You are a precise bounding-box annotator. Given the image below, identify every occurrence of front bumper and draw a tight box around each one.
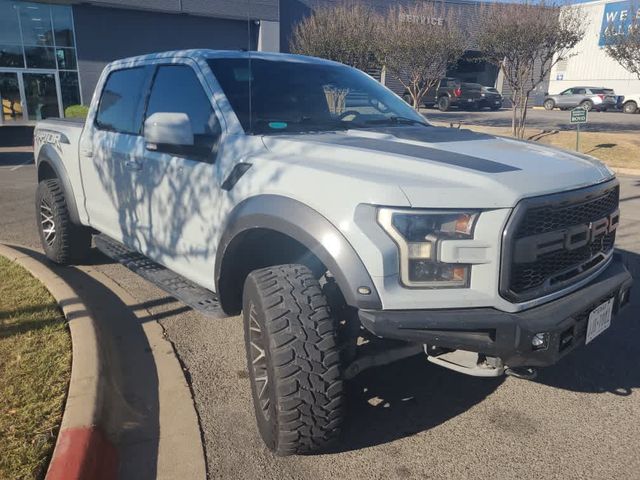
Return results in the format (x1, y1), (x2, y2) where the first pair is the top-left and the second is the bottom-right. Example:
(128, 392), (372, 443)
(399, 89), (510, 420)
(359, 254), (633, 368)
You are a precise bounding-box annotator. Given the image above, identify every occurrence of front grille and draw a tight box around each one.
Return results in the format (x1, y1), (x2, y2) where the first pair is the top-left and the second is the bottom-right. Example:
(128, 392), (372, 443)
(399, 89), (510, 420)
(502, 181), (619, 302)
(515, 186), (619, 238)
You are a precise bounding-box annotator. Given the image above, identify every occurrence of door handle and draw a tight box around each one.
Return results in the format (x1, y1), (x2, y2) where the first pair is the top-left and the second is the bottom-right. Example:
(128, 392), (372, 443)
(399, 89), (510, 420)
(80, 148), (93, 157)
(125, 160), (142, 171)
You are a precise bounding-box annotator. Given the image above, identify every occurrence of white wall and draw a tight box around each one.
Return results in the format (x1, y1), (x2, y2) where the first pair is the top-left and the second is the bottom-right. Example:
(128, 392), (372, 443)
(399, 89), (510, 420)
(258, 20), (280, 53)
(548, 0), (640, 96)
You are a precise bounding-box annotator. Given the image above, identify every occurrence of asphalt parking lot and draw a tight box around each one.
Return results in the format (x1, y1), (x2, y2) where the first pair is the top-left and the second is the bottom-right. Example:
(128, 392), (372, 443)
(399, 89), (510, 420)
(424, 107), (640, 132)
(1, 149), (639, 479)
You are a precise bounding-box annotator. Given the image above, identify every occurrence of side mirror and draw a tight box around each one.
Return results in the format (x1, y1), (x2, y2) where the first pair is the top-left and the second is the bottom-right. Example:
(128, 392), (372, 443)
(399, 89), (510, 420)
(144, 112), (194, 155)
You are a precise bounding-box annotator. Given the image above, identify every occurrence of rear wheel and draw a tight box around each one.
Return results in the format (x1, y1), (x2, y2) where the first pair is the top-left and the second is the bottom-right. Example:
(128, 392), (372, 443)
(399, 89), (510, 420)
(580, 100), (594, 111)
(437, 96), (451, 112)
(543, 99), (555, 110)
(243, 264), (345, 455)
(623, 101), (638, 114)
(36, 179), (91, 264)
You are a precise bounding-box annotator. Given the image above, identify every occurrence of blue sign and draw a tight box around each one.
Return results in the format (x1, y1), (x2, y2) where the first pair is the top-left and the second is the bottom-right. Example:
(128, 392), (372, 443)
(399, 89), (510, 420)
(599, 1), (639, 46)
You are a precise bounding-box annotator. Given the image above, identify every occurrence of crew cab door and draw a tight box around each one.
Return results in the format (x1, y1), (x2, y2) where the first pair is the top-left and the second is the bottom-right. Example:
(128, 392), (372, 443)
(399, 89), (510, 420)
(138, 62), (223, 288)
(79, 65), (152, 245)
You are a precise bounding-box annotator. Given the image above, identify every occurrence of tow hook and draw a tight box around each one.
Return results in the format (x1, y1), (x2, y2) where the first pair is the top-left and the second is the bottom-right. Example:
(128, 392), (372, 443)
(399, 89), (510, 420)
(505, 367), (538, 380)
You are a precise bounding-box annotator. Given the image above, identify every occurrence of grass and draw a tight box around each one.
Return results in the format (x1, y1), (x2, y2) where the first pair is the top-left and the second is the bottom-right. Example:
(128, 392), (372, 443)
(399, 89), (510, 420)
(430, 122), (640, 170)
(0, 256), (71, 480)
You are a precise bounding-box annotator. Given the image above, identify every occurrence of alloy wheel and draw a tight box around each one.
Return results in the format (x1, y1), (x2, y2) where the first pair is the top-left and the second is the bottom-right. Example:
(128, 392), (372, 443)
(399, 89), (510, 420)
(248, 303), (271, 420)
(40, 199), (56, 246)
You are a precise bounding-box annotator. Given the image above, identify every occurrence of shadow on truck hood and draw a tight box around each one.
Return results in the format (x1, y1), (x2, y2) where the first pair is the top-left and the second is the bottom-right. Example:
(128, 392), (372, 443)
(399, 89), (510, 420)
(261, 126), (614, 208)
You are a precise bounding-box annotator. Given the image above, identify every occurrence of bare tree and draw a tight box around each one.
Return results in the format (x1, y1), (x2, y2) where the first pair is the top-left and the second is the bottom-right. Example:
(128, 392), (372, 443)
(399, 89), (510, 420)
(289, 1), (382, 72)
(380, 3), (466, 109)
(604, 6), (640, 79)
(477, 2), (586, 138)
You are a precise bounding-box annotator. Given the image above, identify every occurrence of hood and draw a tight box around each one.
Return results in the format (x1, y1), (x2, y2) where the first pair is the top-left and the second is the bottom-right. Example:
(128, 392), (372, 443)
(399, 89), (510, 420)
(261, 126), (613, 209)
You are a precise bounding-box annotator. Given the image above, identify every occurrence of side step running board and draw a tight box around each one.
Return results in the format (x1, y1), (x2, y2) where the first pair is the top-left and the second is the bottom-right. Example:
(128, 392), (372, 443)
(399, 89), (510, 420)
(94, 234), (225, 319)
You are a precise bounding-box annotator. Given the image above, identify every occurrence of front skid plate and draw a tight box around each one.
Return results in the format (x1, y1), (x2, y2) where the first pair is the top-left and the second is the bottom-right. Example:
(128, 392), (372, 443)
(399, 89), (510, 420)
(95, 234), (225, 318)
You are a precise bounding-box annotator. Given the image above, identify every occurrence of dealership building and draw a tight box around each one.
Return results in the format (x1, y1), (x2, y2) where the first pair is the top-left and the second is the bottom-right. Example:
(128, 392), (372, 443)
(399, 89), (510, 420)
(0, 0), (278, 125)
(548, 0), (640, 97)
(1, 0), (639, 126)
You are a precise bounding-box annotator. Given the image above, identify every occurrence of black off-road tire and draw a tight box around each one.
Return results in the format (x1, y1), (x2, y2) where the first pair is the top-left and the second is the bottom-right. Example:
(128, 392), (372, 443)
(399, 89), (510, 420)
(242, 264), (345, 456)
(437, 96), (451, 112)
(36, 179), (91, 264)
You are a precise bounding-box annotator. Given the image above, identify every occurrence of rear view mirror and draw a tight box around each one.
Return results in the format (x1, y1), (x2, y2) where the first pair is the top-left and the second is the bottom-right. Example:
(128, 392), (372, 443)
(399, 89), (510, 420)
(144, 112), (196, 155)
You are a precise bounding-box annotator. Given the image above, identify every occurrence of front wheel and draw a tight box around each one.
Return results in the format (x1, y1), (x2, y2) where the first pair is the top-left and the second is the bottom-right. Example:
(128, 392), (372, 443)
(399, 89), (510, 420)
(623, 101), (638, 114)
(543, 99), (555, 110)
(36, 179), (91, 264)
(243, 264), (345, 455)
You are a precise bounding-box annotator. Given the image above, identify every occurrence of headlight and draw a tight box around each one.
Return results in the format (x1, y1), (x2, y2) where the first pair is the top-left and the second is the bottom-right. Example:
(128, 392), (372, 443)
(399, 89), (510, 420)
(378, 208), (479, 288)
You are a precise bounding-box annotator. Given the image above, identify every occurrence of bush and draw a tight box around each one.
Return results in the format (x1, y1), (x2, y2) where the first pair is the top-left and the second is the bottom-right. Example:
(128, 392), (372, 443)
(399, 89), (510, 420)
(64, 104), (89, 119)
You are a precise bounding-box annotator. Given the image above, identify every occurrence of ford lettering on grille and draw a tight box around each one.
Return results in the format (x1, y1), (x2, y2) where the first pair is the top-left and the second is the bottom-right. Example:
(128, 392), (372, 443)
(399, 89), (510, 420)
(501, 182), (620, 302)
(513, 209), (619, 264)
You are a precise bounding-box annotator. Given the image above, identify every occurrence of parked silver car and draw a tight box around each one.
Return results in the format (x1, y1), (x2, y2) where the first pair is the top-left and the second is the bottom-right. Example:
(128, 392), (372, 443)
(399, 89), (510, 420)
(543, 87), (618, 112)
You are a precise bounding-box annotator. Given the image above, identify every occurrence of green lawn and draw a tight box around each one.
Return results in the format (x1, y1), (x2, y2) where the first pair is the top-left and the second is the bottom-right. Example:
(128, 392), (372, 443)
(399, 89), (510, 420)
(0, 256), (71, 480)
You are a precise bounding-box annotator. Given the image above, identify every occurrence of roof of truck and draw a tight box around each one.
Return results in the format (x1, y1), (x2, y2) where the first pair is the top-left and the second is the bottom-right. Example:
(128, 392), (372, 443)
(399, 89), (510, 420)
(108, 49), (344, 68)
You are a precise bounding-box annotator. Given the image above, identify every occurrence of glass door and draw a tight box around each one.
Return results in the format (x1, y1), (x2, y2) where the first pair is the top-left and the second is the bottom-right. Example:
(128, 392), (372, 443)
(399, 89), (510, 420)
(0, 72), (24, 123)
(22, 72), (61, 121)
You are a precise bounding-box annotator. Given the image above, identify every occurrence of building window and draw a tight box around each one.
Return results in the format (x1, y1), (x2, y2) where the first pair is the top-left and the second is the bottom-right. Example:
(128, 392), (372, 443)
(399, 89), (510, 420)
(60, 71), (80, 111)
(0, 0), (81, 121)
(0, 44), (24, 68)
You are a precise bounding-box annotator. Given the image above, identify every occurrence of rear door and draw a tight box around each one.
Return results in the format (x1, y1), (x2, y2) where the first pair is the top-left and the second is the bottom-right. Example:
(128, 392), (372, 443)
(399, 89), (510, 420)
(138, 61), (223, 287)
(80, 66), (152, 245)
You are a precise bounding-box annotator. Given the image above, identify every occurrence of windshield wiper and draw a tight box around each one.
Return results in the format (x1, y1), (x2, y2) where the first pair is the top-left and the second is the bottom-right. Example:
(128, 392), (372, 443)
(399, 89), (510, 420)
(361, 116), (429, 127)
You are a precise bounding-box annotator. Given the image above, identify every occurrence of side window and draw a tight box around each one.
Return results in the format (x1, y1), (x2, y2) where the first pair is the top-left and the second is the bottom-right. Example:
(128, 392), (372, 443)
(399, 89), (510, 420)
(575, 88), (586, 95)
(96, 67), (148, 134)
(145, 64), (221, 158)
(561, 89), (572, 95)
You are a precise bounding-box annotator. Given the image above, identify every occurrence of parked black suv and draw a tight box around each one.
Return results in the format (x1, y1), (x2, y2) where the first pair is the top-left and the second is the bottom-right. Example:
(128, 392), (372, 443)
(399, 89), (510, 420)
(403, 78), (503, 111)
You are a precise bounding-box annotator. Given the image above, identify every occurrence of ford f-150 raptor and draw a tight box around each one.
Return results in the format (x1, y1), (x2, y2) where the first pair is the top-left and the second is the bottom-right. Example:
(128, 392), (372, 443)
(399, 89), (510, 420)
(33, 50), (632, 455)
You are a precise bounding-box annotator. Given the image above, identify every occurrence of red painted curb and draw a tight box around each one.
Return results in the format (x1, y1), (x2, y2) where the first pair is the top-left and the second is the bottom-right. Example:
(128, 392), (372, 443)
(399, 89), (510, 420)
(46, 427), (118, 480)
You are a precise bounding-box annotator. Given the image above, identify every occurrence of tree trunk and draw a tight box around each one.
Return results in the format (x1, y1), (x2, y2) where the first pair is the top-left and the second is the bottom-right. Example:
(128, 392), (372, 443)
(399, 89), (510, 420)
(517, 95), (531, 139)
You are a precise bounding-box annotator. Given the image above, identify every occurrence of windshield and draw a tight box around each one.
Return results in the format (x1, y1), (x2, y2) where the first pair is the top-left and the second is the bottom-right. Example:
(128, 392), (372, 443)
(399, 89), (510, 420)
(207, 57), (429, 135)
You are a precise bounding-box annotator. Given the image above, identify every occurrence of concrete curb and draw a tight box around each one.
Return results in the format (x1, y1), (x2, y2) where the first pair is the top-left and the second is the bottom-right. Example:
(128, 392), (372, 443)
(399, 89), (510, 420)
(0, 243), (117, 480)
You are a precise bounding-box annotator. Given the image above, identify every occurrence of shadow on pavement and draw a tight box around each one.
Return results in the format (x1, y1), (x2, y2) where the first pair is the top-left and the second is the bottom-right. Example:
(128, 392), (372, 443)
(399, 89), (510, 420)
(335, 248), (639, 452)
(533, 248), (639, 396)
(10, 245), (161, 480)
(335, 354), (503, 453)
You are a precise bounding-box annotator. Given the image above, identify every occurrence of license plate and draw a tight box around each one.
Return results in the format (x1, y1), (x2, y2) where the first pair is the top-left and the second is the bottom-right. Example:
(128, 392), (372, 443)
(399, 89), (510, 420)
(585, 298), (614, 344)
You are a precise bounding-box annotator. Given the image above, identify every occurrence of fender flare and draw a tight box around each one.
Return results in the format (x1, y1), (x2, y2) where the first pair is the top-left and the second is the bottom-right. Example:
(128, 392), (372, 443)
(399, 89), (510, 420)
(215, 195), (382, 310)
(36, 144), (82, 225)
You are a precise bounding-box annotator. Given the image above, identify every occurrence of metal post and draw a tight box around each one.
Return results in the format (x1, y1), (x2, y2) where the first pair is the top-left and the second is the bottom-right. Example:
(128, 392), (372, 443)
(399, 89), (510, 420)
(576, 122), (580, 152)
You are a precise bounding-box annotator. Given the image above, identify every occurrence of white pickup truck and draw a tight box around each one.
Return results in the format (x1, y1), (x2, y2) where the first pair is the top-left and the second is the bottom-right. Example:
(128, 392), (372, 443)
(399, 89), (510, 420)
(33, 50), (632, 455)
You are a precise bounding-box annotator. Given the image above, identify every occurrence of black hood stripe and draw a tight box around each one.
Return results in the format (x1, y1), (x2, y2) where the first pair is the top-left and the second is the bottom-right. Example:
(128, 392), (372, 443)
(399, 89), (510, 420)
(307, 134), (520, 174)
